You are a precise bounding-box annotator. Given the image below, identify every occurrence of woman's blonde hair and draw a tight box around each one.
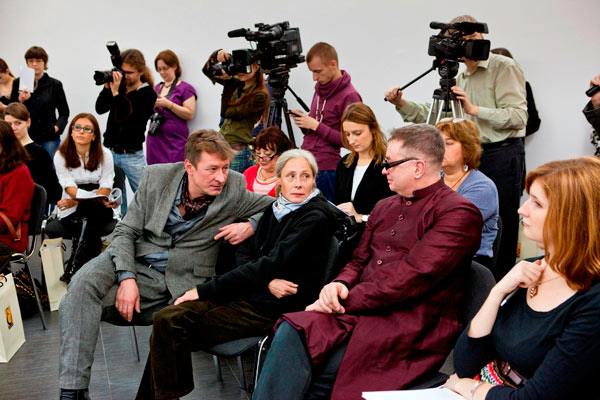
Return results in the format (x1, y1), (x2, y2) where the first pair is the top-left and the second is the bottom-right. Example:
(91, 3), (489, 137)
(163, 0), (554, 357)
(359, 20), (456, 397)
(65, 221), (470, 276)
(526, 156), (600, 290)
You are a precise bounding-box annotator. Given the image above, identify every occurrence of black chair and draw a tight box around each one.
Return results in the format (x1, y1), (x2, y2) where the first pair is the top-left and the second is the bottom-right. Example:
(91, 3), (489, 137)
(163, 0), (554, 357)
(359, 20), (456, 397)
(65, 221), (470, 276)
(410, 261), (496, 389)
(489, 216), (503, 272)
(10, 184), (48, 329)
(44, 165), (125, 240)
(207, 235), (341, 393)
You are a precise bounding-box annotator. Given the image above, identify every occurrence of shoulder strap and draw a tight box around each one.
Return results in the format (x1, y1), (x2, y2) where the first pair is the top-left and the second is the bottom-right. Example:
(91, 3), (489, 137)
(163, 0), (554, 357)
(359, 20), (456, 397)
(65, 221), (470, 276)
(0, 212), (21, 241)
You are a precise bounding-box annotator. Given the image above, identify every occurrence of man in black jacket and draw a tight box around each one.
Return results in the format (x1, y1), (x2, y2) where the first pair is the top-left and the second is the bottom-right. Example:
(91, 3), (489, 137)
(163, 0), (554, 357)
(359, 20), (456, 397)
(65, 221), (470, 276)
(584, 73), (600, 155)
(95, 48), (156, 215)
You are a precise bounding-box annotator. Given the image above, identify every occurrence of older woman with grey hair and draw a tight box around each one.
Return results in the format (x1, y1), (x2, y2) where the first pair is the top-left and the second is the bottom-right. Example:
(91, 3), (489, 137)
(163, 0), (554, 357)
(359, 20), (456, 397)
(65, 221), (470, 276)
(136, 149), (338, 399)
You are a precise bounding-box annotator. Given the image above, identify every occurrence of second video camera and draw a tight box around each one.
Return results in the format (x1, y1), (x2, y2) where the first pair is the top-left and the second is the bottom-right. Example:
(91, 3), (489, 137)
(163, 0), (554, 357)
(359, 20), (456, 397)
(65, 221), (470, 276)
(93, 41), (124, 85)
(428, 21), (490, 61)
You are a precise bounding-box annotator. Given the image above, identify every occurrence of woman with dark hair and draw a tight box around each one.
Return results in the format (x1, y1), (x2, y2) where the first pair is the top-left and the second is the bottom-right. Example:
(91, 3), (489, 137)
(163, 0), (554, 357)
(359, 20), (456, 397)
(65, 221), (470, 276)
(4, 102), (59, 206)
(444, 157), (600, 399)
(96, 48), (156, 215)
(10, 46), (69, 156)
(0, 58), (14, 110)
(436, 118), (499, 268)
(0, 120), (34, 272)
(147, 50), (197, 165)
(333, 103), (393, 232)
(54, 113), (117, 283)
(203, 48), (270, 173)
(244, 126), (294, 197)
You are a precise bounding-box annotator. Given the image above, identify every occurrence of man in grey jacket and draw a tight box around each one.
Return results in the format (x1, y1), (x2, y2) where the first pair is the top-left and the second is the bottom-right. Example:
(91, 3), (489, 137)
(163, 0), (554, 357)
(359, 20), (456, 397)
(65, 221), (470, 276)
(58, 130), (273, 400)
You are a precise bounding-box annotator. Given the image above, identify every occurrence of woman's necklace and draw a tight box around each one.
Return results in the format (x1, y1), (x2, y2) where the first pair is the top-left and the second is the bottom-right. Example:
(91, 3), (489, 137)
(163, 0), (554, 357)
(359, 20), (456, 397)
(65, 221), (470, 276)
(529, 276), (562, 298)
(258, 167), (277, 183)
(447, 168), (470, 190)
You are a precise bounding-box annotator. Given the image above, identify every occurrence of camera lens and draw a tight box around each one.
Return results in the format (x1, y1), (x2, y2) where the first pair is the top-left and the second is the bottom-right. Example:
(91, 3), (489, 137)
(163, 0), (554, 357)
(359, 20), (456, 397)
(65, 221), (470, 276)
(93, 70), (113, 86)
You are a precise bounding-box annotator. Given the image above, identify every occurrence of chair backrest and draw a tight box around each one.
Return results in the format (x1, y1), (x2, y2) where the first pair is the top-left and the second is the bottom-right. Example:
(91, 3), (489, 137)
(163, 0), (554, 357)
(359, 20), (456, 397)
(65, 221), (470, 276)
(318, 235), (341, 289)
(458, 261), (496, 325)
(29, 184), (47, 237)
(490, 216), (503, 271)
(113, 164), (125, 191)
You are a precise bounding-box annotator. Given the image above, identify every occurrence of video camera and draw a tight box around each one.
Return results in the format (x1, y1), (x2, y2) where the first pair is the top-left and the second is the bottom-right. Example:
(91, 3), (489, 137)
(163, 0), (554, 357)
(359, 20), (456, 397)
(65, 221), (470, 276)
(207, 21), (305, 79)
(93, 41), (124, 85)
(428, 21), (490, 62)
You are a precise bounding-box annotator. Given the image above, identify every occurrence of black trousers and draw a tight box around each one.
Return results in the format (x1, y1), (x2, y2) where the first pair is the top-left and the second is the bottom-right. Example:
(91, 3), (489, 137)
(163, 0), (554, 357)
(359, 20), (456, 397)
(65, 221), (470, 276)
(479, 140), (525, 280)
(136, 299), (275, 400)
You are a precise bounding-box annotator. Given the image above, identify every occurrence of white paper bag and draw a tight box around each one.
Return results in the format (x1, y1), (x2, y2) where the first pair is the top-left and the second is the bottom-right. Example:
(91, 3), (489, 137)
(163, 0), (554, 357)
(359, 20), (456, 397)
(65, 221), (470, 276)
(0, 273), (26, 363)
(40, 238), (67, 311)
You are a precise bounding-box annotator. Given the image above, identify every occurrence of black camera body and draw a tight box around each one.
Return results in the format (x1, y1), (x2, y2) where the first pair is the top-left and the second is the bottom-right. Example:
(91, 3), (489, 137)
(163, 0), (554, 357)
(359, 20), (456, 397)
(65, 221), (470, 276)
(206, 49), (256, 79)
(227, 21), (305, 74)
(93, 41), (124, 86)
(428, 21), (490, 61)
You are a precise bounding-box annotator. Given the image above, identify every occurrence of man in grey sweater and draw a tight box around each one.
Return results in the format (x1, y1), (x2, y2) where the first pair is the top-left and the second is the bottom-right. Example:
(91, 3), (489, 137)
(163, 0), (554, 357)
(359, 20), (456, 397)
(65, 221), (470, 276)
(58, 130), (273, 400)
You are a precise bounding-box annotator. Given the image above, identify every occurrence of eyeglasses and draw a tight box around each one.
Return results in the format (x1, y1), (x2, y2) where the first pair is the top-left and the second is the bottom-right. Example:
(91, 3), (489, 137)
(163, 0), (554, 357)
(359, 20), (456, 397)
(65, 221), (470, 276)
(254, 152), (277, 162)
(382, 157), (418, 170)
(72, 125), (94, 134)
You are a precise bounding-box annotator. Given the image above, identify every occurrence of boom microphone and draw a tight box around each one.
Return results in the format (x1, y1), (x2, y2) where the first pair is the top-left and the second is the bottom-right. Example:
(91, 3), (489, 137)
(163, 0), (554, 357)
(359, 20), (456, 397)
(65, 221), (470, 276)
(227, 28), (248, 38)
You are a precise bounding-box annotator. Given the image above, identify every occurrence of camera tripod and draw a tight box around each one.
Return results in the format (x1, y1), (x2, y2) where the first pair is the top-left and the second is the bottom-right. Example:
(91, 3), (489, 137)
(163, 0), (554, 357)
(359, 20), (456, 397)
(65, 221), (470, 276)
(386, 59), (464, 125)
(266, 68), (309, 147)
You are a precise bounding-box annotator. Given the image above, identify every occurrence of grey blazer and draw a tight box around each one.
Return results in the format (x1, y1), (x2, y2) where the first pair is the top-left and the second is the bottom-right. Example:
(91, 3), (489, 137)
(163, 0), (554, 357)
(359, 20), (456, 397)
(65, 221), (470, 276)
(107, 162), (273, 301)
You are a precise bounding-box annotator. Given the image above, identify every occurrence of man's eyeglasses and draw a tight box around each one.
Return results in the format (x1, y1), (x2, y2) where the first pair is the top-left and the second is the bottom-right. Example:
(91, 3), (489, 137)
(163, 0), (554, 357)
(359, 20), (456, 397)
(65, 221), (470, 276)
(72, 125), (94, 134)
(382, 157), (418, 170)
(254, 152), (277, 162)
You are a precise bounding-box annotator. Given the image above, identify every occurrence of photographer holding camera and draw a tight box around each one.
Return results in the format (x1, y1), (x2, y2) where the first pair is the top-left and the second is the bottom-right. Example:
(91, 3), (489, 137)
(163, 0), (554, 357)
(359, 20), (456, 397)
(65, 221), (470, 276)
(385, 15), (527, 279)
(95, 48), (157, 215)
(202, 48), (270, 173)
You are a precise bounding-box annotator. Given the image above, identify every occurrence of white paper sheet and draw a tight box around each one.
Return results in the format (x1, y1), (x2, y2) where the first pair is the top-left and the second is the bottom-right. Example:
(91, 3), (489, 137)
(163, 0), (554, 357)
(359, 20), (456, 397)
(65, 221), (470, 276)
(19, 66), (35, 93)
(362, 388), (464, 400)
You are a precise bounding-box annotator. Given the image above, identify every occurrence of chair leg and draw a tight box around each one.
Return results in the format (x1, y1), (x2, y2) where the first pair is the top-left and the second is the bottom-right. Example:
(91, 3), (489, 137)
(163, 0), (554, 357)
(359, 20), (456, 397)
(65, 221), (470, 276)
(25, 262), (47, 330)
(253, 335), (270, 392)
(237, 355), (247, 390)
(130, 326), (140, 362)
(213, 355), (223, 382)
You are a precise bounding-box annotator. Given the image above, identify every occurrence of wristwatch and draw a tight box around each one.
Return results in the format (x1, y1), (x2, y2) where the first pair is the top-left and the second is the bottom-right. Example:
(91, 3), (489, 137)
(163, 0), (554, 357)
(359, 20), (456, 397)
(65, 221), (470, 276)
(361, 214), (369, 223)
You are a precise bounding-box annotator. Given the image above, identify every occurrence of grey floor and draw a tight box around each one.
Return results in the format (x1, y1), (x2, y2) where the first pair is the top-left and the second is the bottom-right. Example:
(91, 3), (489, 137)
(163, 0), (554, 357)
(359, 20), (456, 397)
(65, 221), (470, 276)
(0, 244), (254, 400)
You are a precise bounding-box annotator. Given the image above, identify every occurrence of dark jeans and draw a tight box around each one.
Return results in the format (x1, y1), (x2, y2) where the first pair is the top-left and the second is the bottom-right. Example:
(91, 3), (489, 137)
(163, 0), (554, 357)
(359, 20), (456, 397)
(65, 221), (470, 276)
(316, 170), (336, 201)
(136, 299), (274, 400)
(479, 140), (525, 280)
(253, 322), (347, 400)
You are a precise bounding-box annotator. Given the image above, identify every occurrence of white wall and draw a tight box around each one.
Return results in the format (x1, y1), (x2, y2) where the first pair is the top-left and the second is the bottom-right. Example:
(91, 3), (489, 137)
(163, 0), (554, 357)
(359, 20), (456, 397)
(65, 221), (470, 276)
(2, 0), (599, 174)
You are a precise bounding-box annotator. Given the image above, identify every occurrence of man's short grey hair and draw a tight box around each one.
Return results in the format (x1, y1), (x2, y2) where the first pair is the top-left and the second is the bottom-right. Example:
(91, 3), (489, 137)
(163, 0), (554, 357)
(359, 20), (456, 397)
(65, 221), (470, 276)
(275, 149), (319, 178)
(389, 124), (445, 167)
(450, 15), (478, 24)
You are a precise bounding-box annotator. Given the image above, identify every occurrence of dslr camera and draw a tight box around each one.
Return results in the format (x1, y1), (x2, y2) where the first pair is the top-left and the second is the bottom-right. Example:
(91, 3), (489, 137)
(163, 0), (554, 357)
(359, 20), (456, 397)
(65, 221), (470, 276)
(206, 21), (305, 79)
(93, 41), (124, 85)
(428, 21), (490, 62)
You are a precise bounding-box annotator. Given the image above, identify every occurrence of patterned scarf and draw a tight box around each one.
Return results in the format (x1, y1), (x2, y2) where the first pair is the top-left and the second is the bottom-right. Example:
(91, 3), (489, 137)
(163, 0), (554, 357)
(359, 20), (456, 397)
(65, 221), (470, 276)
(180, 173), (215, 220)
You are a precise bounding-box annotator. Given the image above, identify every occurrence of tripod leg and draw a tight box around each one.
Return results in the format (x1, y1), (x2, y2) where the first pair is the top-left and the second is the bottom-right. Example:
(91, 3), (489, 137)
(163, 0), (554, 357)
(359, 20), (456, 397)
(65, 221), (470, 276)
(280, 100), (297, 147)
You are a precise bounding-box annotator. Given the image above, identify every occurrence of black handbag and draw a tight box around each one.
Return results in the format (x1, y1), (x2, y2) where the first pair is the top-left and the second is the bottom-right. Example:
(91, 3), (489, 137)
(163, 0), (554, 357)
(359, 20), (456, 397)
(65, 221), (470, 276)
(148, 79), (178, 136)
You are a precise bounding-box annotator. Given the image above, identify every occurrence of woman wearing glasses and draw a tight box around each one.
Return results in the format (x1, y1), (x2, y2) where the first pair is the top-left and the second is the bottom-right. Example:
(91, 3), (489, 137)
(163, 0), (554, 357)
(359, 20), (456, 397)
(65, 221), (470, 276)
(436, 118), (499, 269)
(243, 126), (294, 197)
(333, 103), (393, 234)
(54, 113), (117, 283)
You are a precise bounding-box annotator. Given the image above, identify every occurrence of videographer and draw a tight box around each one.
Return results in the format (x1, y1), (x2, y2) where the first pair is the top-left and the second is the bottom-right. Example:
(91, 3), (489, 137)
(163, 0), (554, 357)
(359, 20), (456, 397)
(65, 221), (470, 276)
(95, 48), (157, 215)
(385, 15), (527, 280)
(584, 73), (600, 155)
(291, 42), (362, 201)
(202, 48), (270, 173)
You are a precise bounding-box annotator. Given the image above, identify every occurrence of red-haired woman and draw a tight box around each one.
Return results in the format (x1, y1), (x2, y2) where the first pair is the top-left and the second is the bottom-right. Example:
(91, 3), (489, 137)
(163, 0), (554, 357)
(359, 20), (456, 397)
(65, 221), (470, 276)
(203, 48), (270, 173)
(0, 120), (34, 272)
(445, 156), (600, 399)
(54, 113), (117, 282)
